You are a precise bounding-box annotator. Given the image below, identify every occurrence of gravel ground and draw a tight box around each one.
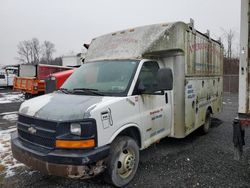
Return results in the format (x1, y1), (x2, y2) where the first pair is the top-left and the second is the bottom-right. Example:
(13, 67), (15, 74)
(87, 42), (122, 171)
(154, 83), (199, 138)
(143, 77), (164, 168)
(1, 90), (250, 188)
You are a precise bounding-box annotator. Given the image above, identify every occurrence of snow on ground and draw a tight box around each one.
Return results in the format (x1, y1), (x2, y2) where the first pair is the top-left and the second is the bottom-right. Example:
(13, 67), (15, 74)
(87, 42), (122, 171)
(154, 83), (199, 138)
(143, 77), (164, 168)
(0, 92), (24, 104)
(0, 111), (18, 116)
(0, 128), (24, 178)
(2, 113), (18, 122)
(0, 111), (18, 122)
(0, 111), (22, 177)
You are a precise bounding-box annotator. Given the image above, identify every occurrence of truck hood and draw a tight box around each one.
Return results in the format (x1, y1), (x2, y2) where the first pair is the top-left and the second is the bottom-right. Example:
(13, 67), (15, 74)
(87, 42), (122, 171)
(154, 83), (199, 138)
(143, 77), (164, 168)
(19, 93), (111, 121)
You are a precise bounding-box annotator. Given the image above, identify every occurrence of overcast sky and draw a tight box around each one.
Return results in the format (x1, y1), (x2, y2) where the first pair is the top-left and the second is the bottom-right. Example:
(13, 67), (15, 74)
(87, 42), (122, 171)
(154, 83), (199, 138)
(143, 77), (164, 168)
(0, 0), (240, 65)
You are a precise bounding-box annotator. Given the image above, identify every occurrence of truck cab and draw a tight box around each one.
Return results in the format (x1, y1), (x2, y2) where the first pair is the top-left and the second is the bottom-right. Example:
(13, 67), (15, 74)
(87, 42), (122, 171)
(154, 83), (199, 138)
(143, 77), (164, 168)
(11, 59), (173, 185)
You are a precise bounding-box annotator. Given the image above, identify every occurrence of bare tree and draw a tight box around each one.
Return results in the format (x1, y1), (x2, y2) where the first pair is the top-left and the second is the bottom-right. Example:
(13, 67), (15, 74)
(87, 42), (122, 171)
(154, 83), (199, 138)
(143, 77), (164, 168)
(226, 29), (234, 59)
(30, 38), (41, 64)
(17, 38), (56, 64)
(42, 41), (55, 64)
(17, 40), (31, 64)
(221, 29), (238, 59)
(17, 38), (41, 64)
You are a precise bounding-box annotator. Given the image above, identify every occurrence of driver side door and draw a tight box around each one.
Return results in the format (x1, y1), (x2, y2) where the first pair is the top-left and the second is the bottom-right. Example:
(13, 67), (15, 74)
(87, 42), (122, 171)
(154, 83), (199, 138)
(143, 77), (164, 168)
(135, 61), (172, 148)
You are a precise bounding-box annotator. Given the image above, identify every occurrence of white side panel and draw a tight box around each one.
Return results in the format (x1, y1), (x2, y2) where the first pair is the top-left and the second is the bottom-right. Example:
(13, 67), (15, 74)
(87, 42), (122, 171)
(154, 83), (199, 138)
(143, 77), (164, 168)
(239, 0), (249, 114)
(92, 96), (142, 148)
(0, 79), (7, 86)
(19, 64), (36, 77)
(0, 70), (7, 86)
(62, 56), (79, 67)
(185, 77), (223, 135)
(6, 74), (16, 86)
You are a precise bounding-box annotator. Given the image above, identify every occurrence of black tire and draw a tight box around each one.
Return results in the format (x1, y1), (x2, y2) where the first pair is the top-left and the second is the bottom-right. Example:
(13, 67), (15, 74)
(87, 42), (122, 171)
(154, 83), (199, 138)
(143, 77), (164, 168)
(24, 93), (31, 100)
(104, 136), (139, 187)
(201, 110), (211, 134)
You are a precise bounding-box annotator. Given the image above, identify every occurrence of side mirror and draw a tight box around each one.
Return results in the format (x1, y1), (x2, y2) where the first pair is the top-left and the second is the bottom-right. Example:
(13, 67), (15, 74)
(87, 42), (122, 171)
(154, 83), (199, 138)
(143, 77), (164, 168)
(156, 68), (173, 90)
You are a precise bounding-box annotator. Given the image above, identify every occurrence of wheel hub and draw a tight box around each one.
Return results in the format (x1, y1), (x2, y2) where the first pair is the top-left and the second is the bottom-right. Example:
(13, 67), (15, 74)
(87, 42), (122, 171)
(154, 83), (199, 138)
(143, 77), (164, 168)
(117, 149), (135, 178)
(124, 154), (135, 170)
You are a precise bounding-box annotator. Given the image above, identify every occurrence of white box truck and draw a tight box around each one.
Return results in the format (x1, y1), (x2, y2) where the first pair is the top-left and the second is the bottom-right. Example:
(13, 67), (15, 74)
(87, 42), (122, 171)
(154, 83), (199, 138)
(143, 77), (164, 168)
(233, 0), (250, 160)
(0, 66), (18, 87)
(11, 20), (223, 187)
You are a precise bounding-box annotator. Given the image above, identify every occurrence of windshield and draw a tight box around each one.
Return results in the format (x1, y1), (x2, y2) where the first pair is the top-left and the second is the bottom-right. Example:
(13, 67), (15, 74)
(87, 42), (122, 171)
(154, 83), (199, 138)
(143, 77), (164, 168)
(61, 60), (139, 96)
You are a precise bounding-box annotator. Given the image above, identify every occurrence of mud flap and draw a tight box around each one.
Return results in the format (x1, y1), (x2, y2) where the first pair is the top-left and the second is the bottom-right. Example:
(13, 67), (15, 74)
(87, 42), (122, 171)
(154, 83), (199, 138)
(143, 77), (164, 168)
(233, 119), (245, 160)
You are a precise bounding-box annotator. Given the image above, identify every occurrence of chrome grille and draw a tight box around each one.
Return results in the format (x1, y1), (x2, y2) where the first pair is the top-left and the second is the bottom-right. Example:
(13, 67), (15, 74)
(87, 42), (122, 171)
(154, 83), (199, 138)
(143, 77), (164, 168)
(17, 115), (57, 149)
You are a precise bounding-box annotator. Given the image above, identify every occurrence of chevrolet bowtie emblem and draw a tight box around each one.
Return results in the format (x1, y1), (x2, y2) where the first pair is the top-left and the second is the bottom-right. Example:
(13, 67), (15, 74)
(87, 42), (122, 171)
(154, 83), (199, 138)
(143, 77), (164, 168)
(28, 126), (37, 134)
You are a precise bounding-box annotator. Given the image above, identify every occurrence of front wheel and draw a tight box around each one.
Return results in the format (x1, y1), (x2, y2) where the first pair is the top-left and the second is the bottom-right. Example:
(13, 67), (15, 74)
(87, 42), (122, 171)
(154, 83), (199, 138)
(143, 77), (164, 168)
(105, 136), (139, 187)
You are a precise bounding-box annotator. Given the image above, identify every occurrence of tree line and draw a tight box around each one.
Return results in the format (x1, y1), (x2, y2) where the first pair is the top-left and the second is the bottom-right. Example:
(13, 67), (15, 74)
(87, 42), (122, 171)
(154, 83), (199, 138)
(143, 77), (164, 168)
(17, 38), (62, 66)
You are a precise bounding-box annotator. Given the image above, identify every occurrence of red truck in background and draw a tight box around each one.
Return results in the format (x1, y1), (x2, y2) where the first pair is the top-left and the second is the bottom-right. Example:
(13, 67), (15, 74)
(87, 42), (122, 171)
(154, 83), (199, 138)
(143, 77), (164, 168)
(45, 69), (75, 93)
(13, 64), (73, 99)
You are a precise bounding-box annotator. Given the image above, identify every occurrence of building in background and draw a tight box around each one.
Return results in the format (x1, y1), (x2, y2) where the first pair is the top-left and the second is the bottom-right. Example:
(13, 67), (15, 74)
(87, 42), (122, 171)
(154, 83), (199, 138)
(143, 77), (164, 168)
(62, 53), (85, 67)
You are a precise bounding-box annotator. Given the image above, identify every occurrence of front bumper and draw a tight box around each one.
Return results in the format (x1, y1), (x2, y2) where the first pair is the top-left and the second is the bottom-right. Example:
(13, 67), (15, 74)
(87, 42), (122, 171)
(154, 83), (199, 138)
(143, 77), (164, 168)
(11, 132), (110, 178)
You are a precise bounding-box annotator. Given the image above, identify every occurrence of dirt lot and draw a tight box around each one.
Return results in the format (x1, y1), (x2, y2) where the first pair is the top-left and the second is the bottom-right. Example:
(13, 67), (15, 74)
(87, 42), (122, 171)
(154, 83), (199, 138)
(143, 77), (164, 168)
(1, 88), (250, 188)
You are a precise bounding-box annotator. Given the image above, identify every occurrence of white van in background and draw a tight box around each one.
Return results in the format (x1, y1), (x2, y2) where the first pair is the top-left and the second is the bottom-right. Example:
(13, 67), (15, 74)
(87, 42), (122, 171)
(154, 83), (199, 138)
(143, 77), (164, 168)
(0, 66), (18, 87)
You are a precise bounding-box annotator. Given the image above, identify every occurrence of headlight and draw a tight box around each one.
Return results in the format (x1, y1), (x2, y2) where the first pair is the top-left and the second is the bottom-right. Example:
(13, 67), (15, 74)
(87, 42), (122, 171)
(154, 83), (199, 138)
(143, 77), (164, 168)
(70, 123), (81, 136)
(56, 120), (97, 149)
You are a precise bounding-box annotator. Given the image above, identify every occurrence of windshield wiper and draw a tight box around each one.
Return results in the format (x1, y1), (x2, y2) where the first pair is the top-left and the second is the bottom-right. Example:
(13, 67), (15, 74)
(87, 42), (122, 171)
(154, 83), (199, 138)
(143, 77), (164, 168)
(73, 88), (105, 96)
(59, 88), (72, 94)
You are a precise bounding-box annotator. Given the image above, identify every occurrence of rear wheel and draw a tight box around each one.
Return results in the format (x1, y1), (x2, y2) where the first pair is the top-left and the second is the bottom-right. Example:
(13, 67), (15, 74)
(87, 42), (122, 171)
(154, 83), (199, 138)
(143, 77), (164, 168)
(105, 136), (139, 187)
(24, 93), (32, 100)
(201, 110), (211, 134)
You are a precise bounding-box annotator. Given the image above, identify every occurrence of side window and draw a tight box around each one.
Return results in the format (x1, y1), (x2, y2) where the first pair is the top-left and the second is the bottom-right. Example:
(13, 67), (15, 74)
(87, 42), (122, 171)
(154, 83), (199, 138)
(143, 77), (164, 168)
(137, 61), (159, 92)
(13, 69), (18, 75)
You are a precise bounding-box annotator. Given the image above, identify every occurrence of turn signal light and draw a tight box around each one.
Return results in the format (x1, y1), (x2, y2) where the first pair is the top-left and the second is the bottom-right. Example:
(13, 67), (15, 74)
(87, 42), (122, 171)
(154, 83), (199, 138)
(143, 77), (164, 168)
(56, 139), (95, 149)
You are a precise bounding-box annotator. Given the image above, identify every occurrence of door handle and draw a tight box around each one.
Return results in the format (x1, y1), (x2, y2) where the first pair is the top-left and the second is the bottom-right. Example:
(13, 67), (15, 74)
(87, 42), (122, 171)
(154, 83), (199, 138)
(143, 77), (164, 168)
(165, 93), (168, 104)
